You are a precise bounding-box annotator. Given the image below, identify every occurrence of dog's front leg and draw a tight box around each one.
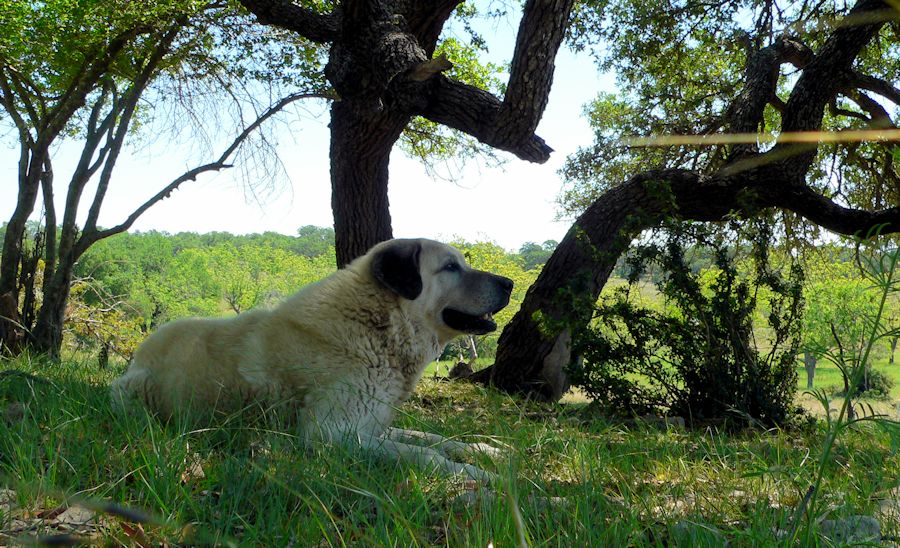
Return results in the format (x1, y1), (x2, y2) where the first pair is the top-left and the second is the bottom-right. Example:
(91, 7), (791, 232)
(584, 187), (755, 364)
(358, 431), (496, 483)
(385, 427), (505, 460)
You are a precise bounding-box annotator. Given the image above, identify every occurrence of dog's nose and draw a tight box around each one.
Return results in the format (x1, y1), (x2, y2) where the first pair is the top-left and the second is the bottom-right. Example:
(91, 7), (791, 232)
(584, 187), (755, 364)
(496, 276), (514, 294)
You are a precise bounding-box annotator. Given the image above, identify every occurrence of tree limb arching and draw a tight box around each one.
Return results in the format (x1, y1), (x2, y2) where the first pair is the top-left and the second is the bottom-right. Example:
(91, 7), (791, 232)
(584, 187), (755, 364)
(478, 0), (898, 401)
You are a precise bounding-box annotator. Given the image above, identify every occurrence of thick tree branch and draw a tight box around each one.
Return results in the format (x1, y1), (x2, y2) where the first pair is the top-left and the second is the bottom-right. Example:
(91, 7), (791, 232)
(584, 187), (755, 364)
(238, 0), (339, 43)
(781, 0), (889, 132)
(846, 89), (894, 127)
(418, 75), (553, 162)
(405, 0), (466, 55)
(771, 182), (900, 235)
(850, 71), (900, 105)
(493, 0), (575, 154)
(727, 35), (813, 159)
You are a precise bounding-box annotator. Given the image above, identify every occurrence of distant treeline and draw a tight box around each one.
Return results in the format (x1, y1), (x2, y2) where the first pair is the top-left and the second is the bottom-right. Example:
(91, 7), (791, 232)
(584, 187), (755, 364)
(0, 223), (559, 360)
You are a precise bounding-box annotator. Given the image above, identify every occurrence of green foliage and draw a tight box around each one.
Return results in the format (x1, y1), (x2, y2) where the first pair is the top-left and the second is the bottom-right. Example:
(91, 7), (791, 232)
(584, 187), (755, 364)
(802, 256), (879, 358)
(66, 231), (537, 360)
(69, 228), (337, 354)
(562, 2), (900, 219)
(517, 240), (558, 271)
(570, 222), (804, 427)
(397, 27), (508, 176)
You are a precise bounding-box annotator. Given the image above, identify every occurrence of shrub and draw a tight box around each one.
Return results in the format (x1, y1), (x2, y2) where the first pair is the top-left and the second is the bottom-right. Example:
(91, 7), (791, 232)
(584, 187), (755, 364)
(569, 221), (804, 427)
(833, 368), (894, 400)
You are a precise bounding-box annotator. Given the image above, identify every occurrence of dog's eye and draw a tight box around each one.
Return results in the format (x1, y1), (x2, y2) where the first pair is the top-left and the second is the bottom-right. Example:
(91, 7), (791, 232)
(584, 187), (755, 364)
(442, 262), (460, 273)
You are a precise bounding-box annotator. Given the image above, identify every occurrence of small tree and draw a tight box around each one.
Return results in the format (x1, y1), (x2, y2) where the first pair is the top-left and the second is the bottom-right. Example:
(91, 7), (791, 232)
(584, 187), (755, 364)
(801, 258), (879, 390)
(0, 0), (325, 356)
(569, 222), (804, 427)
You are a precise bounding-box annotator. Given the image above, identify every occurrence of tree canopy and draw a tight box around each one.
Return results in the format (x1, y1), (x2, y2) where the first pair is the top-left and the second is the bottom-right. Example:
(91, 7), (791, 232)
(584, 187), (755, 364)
(0, 0), (326, 355)
(478, 0), (900, 400)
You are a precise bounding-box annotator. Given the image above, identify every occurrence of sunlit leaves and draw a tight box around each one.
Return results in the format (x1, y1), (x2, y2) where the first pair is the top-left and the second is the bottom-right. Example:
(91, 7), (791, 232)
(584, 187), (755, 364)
(561, 1), (900, 219)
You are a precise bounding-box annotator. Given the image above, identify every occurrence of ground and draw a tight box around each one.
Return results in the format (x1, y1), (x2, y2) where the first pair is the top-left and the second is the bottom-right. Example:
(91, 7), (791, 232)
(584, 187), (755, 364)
(0, 354), (899, 545)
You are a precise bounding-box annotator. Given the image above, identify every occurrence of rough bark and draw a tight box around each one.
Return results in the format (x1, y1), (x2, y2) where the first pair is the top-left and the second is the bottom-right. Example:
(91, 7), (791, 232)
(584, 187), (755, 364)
(240, 0), (574, 264)
(477, 0), (891, 401)
(330, 102), (409, 266)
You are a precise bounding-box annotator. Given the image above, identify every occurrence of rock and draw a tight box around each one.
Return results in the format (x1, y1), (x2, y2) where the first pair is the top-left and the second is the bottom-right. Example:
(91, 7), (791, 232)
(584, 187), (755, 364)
(54, 505), (95, 526)
(448, 361), (473, 380)
(819, 515), (880, 544)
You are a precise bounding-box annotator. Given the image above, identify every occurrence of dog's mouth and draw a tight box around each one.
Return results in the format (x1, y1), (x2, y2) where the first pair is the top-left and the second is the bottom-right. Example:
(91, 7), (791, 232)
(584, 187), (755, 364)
(442, 308), (498, 335)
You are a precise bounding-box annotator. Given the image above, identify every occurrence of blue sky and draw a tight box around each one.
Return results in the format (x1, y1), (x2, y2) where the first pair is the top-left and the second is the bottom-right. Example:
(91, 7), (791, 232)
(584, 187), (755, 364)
(0, 10), (615, 251)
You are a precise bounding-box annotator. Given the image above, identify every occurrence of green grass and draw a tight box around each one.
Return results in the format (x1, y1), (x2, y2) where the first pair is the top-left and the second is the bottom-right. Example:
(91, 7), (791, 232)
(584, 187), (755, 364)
(2, 355), (900, 545)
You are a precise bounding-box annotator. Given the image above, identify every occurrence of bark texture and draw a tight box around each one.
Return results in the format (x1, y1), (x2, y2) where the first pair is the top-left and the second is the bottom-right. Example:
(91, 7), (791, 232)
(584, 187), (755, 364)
(240, 0), (574, 265)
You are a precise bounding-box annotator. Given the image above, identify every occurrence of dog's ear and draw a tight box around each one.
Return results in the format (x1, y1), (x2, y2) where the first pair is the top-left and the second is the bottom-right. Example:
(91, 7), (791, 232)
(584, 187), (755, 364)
(371, 240), (423, 300)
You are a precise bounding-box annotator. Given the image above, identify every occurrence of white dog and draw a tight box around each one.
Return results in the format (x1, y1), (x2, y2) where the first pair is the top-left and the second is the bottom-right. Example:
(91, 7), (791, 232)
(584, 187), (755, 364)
(111, 238), (513, 481)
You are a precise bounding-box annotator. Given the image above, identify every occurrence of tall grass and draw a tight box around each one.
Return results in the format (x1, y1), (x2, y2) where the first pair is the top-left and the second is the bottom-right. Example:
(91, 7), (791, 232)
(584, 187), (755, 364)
(1, 353), (899, 544)
(793, 235), (900, 544)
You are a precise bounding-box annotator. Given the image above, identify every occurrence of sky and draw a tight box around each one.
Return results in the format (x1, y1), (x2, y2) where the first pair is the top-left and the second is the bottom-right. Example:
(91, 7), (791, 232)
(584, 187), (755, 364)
(0, 11), (615, 252)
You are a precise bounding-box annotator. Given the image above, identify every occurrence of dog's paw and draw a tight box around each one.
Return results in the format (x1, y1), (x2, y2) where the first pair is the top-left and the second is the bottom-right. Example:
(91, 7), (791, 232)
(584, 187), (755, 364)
(461, 442), (505, 459)
(461, 463), (496, 484)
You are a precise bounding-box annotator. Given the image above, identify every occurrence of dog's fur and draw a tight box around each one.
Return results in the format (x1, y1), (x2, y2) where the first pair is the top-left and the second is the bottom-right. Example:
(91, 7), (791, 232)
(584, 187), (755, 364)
(111, 238), (512, 480)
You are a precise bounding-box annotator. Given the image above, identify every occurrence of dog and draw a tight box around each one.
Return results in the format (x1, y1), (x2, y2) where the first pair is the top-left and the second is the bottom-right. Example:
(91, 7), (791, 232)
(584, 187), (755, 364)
(111, 238), (513, 481)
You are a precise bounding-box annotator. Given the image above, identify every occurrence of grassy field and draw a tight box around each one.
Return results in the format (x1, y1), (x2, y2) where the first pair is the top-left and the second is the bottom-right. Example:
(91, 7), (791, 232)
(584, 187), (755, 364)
(1, 355), (900, 545)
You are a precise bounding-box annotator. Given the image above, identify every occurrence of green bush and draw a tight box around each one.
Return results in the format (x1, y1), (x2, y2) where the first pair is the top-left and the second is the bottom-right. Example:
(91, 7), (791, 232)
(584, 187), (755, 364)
(569, 221), (804, 427)
(834, 368), (894, 400)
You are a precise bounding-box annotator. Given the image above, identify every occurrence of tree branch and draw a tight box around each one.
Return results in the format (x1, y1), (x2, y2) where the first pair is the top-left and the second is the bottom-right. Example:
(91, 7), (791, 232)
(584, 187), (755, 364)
(417, 75), (553, 162)
(238, 0), (339, 43)
(0, 69), (35, 147)
(726, 35), (813, 159)
(82, 23), (185, 236)
(759, 0), (890, 183)
(849, 71), (900, 106)
(82, 91), (325, 250)
(493, 0), (575, 154)
(40, 26), (150, 147)
(405, 0), (466, 55)
(778, 0), (889, 135)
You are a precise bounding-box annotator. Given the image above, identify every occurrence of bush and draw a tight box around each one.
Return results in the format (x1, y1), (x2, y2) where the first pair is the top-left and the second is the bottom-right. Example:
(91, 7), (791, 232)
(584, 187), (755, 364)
(569, 221), (804, 427)
(834, 368), (894, 400)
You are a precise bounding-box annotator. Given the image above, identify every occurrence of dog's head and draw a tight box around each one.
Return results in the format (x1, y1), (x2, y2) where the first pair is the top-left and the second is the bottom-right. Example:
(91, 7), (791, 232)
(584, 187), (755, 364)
(368, 239), (513, 342)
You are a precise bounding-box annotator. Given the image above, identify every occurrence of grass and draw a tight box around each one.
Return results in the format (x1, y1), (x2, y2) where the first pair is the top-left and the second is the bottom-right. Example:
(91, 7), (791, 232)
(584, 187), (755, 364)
(2, 354), (900, 545)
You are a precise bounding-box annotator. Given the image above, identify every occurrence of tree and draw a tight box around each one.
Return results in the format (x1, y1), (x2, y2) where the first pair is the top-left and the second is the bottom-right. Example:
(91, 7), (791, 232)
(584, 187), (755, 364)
(238, 0), (575, 266)
(0, 0), (325, 356)
(518, 240), (558, 271)
(474, 0), (900, 400)
(801, 256), (878, 389)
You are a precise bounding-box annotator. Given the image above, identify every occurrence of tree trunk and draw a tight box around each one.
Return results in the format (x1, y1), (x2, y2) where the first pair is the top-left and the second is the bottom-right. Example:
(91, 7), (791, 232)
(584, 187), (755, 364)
(330, 101), (410, 266)
(890, 337), (897, 365)
(30, 253), (76, 358)
(0, 292), (23, 354)
(0, 151), (45, 347)
(803, 351), (817, 389)
(473, 170), (735, 400)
